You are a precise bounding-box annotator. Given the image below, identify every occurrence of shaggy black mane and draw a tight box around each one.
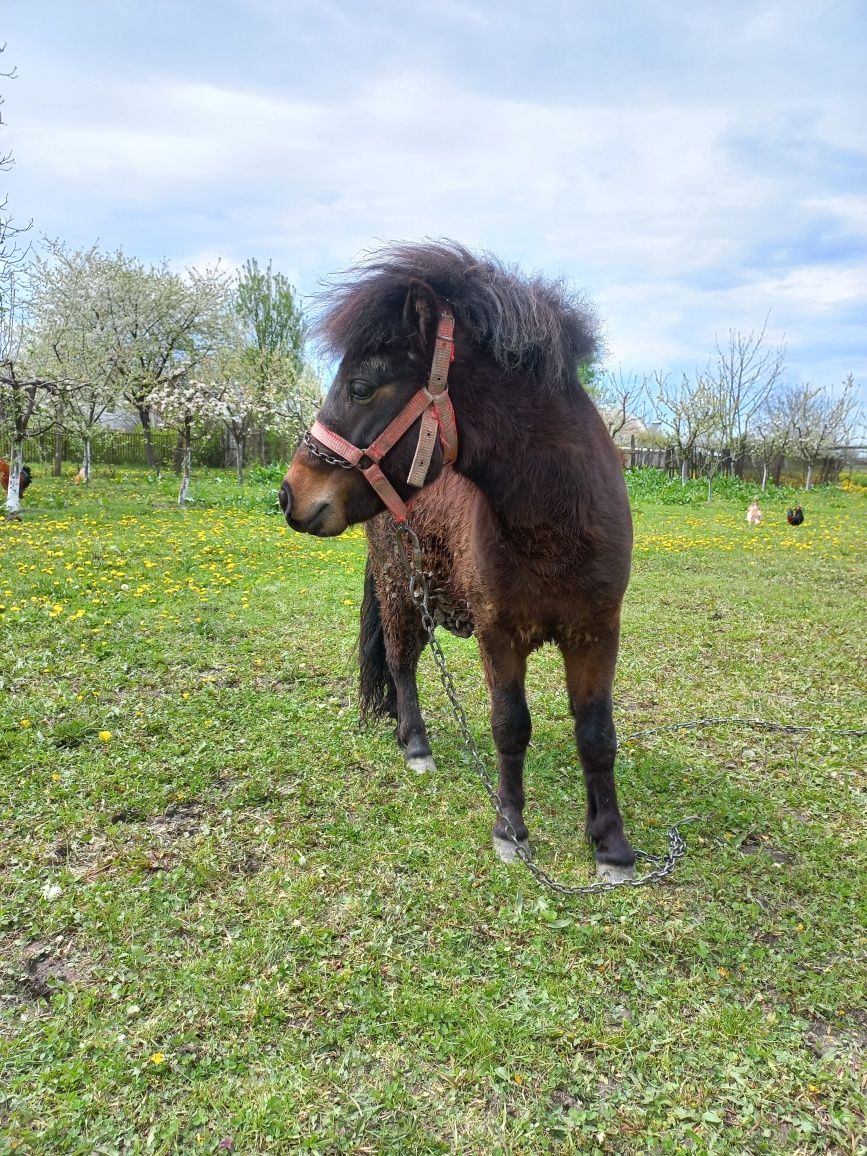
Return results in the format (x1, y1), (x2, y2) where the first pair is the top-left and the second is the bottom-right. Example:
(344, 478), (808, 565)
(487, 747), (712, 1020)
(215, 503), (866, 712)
(315, 240), (600, 391)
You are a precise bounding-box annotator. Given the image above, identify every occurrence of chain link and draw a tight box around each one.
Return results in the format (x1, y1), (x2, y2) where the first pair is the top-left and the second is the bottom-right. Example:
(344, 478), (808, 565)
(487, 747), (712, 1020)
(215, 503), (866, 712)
(303, 431), (356, 469)
(396, 522), (691, 895)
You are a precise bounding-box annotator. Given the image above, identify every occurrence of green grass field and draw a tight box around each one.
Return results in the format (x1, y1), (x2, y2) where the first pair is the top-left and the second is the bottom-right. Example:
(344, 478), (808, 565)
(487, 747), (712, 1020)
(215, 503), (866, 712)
(1, 469), (865, 1155)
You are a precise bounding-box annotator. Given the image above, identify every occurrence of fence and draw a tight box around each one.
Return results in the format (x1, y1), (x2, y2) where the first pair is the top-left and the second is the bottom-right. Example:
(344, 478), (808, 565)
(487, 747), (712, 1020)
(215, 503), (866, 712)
(2, 428), (302, 472)
(620, 442), (858, 485)
(4, 427), (863, 484)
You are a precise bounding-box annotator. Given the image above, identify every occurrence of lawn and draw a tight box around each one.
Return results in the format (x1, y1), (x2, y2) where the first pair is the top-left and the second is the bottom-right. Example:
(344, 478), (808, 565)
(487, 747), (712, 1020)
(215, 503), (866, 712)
(1, 469), (865, 1155)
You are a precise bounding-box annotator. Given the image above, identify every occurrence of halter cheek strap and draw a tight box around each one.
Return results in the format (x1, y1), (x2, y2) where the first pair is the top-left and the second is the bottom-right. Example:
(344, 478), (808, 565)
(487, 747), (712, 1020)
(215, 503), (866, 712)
(305, 308), (458, 522)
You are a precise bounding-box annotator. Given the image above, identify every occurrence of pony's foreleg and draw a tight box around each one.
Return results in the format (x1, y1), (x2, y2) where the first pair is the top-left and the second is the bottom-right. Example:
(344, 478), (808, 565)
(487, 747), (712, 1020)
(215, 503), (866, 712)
(382, 612), (437, 774)
(478, 632), (532, 862)
(562, 637), (636, 881)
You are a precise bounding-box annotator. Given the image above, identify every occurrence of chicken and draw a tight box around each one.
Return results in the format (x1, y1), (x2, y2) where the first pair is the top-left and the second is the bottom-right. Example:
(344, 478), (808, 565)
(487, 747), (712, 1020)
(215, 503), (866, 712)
(787, 505), (804, 526)
(0, 460), (32, 495)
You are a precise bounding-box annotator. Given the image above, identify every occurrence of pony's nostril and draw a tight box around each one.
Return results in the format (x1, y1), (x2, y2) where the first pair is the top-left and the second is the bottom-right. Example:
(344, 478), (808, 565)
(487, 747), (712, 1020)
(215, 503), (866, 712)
(278, 481), (292, 514)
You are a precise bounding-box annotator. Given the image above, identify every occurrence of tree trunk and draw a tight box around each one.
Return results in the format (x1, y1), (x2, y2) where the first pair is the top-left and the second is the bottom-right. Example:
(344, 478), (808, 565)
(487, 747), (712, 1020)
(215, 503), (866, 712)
(137, 405), (156, 469)
(53, 397), (64, 477)
(236, 435), (245, 484)
(81, 437), (92, 484)
(173, 431), (184, 475)
(761, 462), (769, 493)
(4, 440), (25, 518)
(680, 457), (689, 485)
(178, 443), (192, 505)
(805, 462), (814, 490)
(707, 473), (713, 502)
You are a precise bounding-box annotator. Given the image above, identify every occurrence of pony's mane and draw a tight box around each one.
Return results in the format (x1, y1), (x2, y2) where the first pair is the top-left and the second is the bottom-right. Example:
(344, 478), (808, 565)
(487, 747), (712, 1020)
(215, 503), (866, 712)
(315, 241), (600, 391)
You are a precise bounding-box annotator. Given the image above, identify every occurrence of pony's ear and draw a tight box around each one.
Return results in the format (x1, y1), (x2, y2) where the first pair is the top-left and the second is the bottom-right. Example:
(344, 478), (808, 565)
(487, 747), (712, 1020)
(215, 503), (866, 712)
(401, 280), (438, 357)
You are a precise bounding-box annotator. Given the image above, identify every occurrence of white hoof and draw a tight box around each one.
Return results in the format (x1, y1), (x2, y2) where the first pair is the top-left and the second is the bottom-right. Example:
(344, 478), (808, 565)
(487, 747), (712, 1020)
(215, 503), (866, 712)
(596, 861), (636, 883)
(406, 754), (437, 774)
(493, 834), (531, 864)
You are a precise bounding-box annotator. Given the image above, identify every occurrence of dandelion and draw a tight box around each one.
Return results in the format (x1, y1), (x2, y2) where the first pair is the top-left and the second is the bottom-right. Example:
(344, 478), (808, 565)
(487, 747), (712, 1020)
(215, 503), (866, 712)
(98, 730), (112, 742)
(149, 1052), (166, 1065)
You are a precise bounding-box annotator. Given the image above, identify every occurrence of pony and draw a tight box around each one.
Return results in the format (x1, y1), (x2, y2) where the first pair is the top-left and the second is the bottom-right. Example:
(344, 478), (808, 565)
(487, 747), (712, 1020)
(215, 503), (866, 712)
(280, 242), (636, 880)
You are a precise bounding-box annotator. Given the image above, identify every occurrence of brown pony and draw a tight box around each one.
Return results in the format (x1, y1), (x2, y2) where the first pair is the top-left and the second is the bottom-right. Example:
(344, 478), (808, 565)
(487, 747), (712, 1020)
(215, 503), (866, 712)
(281, 242), (636, 880)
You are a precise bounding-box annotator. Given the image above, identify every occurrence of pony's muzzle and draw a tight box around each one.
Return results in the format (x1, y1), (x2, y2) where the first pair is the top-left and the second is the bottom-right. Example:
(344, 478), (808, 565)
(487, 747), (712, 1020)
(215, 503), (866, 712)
(279, 480), (335, 536)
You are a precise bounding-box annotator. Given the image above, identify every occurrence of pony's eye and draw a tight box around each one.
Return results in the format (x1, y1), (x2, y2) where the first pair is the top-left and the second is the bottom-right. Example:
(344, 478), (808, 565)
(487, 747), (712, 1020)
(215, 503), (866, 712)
(349, 380), (375, 402)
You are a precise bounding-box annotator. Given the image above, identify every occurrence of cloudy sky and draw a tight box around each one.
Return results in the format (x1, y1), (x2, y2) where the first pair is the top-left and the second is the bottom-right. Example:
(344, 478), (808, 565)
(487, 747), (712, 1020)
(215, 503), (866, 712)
(5, 0), (866, 391)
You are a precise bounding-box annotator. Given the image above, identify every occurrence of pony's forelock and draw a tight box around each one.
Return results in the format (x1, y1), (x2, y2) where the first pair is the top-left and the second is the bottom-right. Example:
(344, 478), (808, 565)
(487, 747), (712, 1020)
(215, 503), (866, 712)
(314, 240), (600, 391)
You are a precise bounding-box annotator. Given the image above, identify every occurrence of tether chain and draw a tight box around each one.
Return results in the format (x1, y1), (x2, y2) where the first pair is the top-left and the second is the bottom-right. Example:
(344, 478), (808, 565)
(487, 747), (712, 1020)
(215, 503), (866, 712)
(395, 522), (690, 895)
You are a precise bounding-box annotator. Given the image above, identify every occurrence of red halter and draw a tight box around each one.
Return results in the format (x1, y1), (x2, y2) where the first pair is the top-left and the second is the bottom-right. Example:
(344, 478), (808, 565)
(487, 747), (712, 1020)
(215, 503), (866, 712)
(305, 308), (459, 522)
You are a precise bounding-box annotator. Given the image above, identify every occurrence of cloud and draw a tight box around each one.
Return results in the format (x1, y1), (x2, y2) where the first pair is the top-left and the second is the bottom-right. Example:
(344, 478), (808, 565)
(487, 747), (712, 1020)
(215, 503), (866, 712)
(4, 0), (866, 397)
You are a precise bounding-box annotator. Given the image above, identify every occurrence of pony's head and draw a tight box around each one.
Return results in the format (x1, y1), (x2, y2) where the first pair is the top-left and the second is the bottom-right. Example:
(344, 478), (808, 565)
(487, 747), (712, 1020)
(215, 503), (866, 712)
(281, 277), (453, 536)
(280, 241), (600, 536)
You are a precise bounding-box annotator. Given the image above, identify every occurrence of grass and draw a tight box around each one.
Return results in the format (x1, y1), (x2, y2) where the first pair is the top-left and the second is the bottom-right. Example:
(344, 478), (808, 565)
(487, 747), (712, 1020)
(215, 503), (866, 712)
(1, 468), (865, 1155)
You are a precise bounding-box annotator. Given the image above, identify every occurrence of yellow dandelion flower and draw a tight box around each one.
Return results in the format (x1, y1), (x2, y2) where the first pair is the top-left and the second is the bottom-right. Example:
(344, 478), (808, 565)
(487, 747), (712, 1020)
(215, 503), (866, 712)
(98, 730), (112, 742)
(149, 1052), (165, 1065)
(20, 719), (32, 728)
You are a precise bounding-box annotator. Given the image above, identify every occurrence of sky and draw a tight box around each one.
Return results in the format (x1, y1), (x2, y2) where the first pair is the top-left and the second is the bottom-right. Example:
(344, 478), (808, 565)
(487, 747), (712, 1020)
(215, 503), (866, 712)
(4, 0), (866, 394)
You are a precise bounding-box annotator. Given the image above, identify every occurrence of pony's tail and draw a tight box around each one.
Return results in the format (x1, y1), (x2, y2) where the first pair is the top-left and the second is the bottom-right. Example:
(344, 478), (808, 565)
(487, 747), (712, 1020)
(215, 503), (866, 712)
(359, 554), (397, 721)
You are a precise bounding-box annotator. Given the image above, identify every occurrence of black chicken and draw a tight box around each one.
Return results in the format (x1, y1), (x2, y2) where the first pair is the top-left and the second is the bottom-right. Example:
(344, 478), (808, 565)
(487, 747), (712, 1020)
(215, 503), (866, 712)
(786, 505), (804, 526)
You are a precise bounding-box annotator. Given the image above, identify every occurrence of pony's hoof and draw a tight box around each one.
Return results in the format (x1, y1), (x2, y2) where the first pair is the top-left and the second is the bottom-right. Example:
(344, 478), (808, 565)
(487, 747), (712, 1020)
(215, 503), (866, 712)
(596, 861), (636, 884)
(493, 834), (531, 864)
(406, 754), (437, 774)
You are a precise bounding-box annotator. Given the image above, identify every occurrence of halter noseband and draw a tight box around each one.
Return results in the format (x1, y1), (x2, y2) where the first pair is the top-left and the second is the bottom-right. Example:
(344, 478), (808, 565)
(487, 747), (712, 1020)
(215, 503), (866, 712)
(304, 308), (459, 522)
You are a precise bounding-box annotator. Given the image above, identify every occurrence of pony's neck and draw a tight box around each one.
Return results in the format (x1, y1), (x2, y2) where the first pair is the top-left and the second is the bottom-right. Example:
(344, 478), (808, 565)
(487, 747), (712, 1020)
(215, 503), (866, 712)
(453, 375), (597, 530)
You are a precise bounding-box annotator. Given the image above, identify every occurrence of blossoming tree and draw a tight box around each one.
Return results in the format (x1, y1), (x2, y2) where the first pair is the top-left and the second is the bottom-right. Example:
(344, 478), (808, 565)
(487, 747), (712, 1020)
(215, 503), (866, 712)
(149, 371), (223, 505)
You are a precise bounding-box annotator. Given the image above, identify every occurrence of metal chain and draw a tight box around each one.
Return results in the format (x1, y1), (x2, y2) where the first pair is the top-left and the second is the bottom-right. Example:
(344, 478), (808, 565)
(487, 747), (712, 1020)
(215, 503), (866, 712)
(395, 522), (690, 895)
(303, 431), (356, 469)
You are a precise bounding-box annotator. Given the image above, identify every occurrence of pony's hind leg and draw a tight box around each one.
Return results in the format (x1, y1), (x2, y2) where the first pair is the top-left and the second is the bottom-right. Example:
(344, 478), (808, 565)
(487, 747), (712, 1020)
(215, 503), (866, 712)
(478, 632), (532, 862)
(562, 634), (636, 881)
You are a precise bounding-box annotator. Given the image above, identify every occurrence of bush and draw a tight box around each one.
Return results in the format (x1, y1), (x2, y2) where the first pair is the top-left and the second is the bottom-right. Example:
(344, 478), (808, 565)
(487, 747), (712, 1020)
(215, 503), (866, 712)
(624, 468), (801, 505)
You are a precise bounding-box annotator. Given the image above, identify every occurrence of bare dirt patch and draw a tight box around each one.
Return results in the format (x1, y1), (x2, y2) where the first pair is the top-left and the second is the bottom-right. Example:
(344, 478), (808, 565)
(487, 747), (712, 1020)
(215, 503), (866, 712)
(0, 933), (91, 1006)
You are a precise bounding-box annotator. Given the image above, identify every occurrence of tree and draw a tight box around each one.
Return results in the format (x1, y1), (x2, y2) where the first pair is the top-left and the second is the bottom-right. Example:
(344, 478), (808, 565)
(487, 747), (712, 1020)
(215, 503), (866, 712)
(235, 258), (306, 462)
(699, 318), (786, 476)
(653, 371), (716, 484)
(0, 273), (58, 516)
(272, 360), (323, 447)
(37, 239), (229, 469)
(194, 329), (321, 483)
(752, 391), (794, 492)
(787, 377), (861, 489)
(0, 46), (38, 516)
(149, 370), (223, 505)
(28, 244), (120, 483)
(589, 367), (650, 443)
